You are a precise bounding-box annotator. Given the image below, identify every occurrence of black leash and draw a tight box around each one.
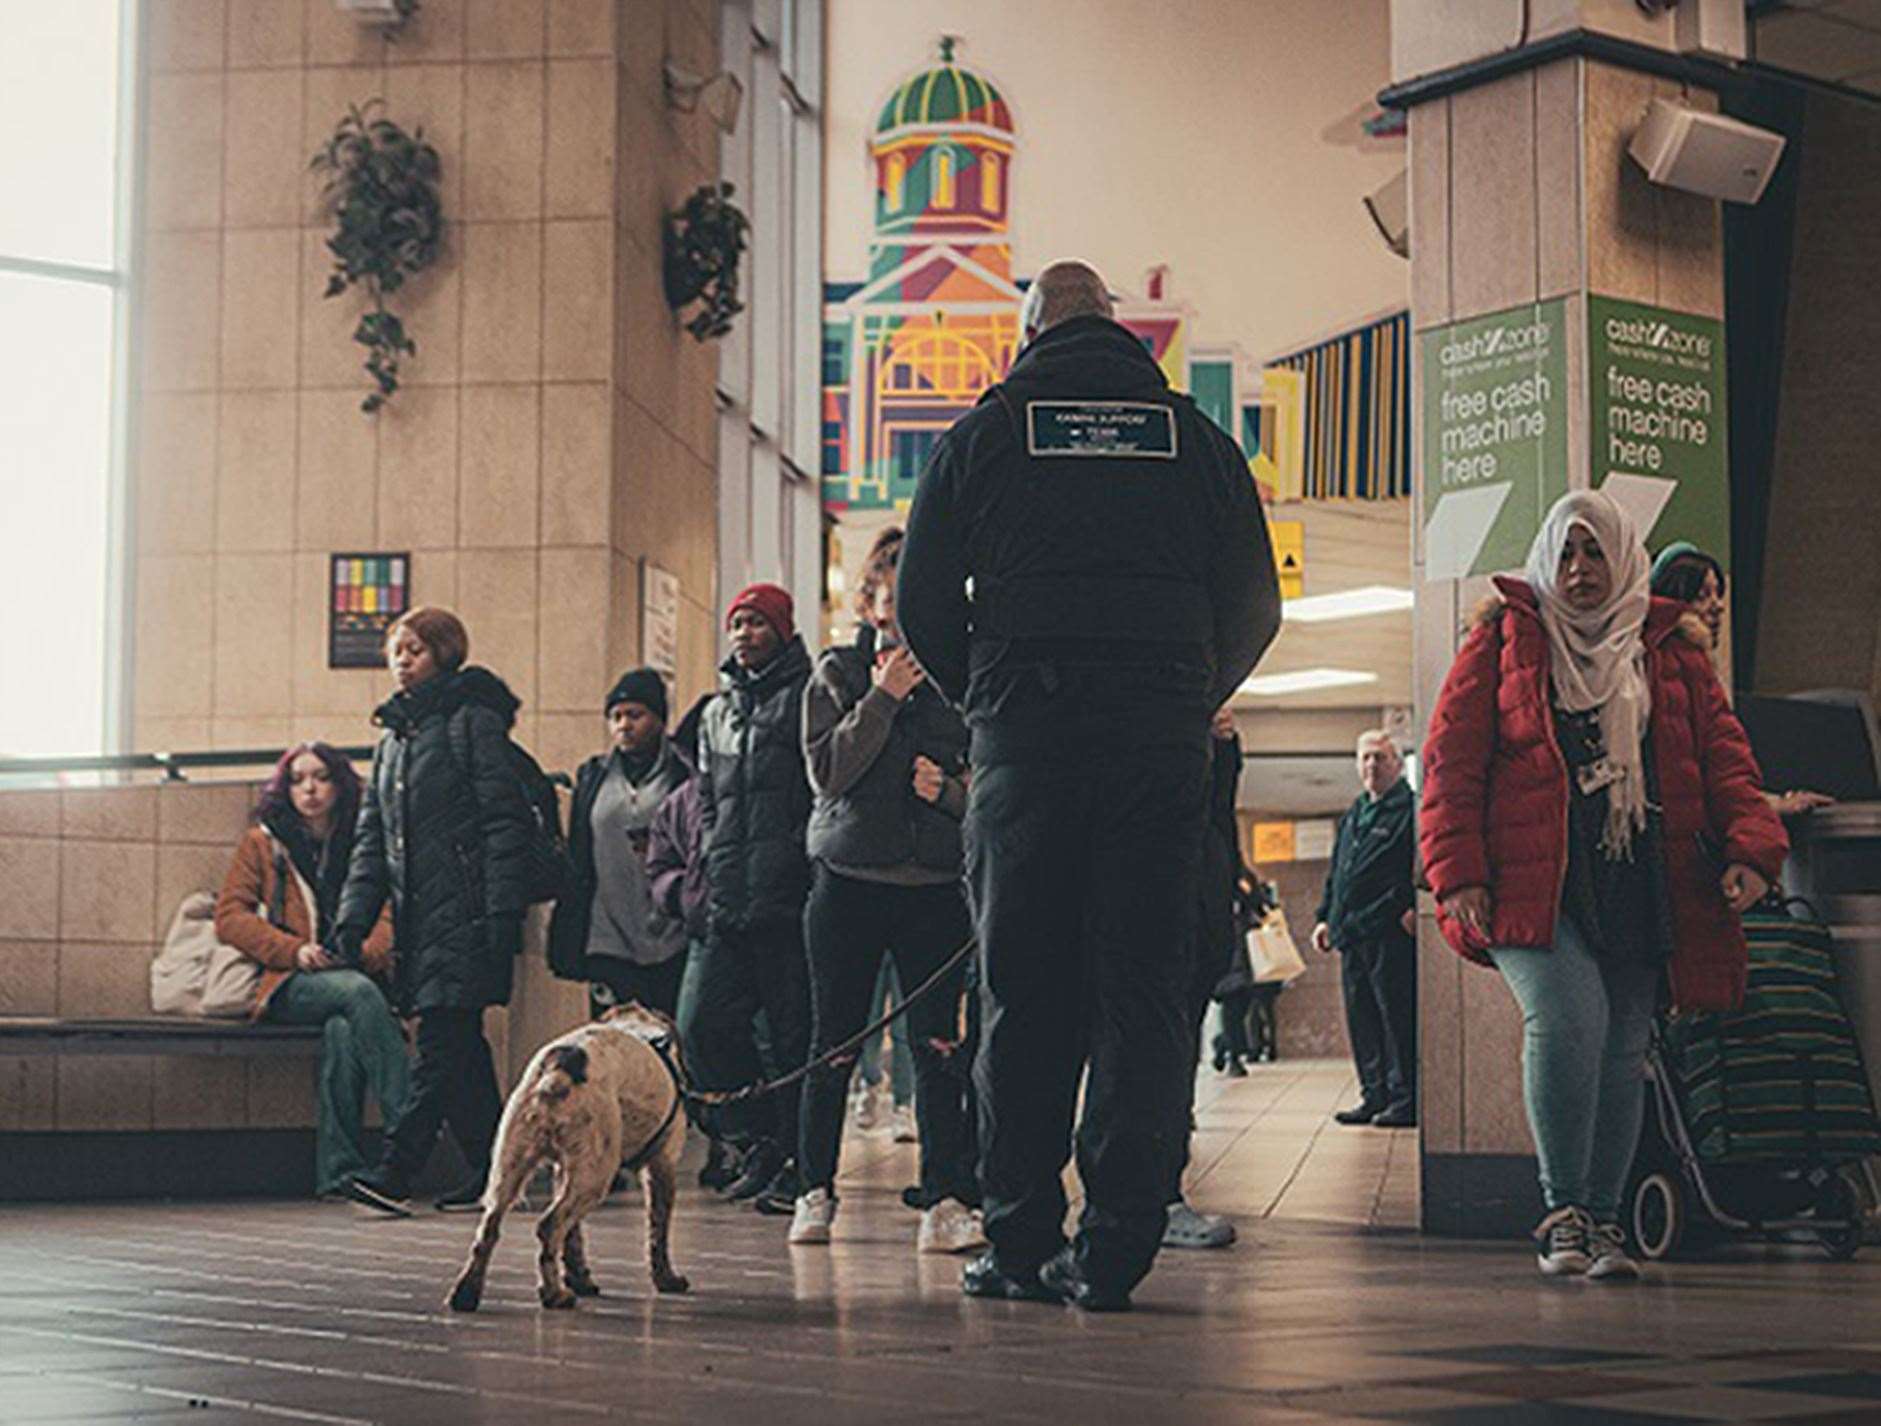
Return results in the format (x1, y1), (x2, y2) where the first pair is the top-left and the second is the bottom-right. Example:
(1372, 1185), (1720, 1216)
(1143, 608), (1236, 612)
(682, 935), (977, 1110)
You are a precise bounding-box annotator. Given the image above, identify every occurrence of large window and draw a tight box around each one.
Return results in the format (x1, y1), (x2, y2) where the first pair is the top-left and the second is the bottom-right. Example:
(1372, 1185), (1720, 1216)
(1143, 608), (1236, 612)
(717, 0), (825, 624)
(0, 2), (132, 757)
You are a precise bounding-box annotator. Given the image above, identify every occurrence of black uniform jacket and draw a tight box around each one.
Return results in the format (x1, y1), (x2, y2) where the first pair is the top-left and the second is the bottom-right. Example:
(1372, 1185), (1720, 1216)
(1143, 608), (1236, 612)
(1316, 778), (1418, 950)
(895, 314), (1281, 713)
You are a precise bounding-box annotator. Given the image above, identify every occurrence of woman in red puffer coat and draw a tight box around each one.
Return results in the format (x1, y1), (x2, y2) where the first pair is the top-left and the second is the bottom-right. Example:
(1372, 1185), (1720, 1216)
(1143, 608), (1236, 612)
(1421, 491), (1786, 1281)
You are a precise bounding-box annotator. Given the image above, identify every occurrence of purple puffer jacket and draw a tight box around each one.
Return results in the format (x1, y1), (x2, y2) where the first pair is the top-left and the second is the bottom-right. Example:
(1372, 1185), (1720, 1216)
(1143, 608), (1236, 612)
(647, 773), (707, 941)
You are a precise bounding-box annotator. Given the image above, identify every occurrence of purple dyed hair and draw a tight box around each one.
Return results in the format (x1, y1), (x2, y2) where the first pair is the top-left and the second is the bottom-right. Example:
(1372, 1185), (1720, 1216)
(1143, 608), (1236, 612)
(255, 742), (363, 841)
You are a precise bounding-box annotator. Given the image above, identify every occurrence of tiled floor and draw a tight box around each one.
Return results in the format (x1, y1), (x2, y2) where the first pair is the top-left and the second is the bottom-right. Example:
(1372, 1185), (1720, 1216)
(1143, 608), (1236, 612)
(3, 1059), (1878, 1424)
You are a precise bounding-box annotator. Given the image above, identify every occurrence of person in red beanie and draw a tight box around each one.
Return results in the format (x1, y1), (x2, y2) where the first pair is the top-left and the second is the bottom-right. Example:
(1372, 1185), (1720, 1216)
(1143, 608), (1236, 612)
(679, 582), (817, 1212)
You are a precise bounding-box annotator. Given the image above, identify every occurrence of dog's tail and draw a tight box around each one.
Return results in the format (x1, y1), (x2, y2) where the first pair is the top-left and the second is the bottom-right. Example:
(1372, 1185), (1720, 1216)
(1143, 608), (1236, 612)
(536, 1044), (589, 1102)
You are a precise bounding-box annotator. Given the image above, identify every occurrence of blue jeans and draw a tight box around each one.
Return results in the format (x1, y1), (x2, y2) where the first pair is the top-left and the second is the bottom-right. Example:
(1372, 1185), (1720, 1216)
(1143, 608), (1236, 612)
(268, 969), (412, 1196)
(1490, 919), (1661, 1222)
(855, 956), (914, 1106)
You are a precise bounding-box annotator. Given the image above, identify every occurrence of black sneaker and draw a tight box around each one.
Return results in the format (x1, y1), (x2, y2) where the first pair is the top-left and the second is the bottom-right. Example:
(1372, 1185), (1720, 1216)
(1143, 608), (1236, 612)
(1372, 1105), (1417, 1129)
(752, 1159), (801, 1216)
(1333, 1102), (1385, 1125)
(434, 1179), (487, 1213)
(699, 1139), (740, 1191)
(961, 1251), (1061, 1304)
(1039, 1247), (1132, 1313)
(723, 1141), (781, 1202)
(343, 1174), (413, 1217)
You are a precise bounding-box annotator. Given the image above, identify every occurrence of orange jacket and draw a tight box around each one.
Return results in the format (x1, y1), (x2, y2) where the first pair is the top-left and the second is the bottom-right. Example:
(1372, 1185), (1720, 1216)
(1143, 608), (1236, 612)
(214, 826), (394, 1020)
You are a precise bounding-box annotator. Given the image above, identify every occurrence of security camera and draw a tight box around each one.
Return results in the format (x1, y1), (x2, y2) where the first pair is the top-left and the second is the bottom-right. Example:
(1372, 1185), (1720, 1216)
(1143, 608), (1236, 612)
(1629, 99), (1785, 204)
(1364, 169), (1409, 259)
(664, 63), (744, 134)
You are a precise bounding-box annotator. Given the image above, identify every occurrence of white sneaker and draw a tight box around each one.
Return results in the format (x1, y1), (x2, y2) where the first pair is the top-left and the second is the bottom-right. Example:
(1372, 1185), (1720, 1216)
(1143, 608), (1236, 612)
(1163, 1200), (1237, 1249)
(1584, 1221), (1642, 1281)
(917, 1198), (987, 1254)
(890, 1104), (918, 1143)
(851, 1082), (885, 1132)
(1534, 1205), (1593, 1276)
(787, 1188), (836, 1245)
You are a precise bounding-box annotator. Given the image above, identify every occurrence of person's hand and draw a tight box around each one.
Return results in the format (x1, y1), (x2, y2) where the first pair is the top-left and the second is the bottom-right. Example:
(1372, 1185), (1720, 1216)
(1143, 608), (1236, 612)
(1441, 886), (1493, 943)
(1770, 789), (1835, 817)
(912, 755), (945, 804)
(1311, 922), (1333, 954)
(1721, 863), (1769, 913)
(872, 646), (925, 701)
(296, 943), (335, 972)
(1400, 908), (1416, 937)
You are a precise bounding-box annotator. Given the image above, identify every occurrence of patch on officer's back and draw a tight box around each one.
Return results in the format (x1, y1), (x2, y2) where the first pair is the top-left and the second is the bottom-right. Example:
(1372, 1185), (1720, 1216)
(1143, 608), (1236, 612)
(1026, 401), (1178, 460)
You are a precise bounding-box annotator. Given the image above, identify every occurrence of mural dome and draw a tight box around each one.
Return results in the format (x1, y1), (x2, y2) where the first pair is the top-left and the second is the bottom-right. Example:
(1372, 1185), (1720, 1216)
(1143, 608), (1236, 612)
(875, 37), (1012, 135)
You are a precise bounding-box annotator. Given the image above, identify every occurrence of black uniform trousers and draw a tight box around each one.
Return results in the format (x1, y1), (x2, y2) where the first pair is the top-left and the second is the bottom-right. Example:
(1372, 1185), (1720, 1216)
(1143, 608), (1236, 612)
(1340, 931), (1417, 1112)
(381, 1007), (504, 1188)
(966, 658), (1209, 1294)
(680, 918), (811, 1156)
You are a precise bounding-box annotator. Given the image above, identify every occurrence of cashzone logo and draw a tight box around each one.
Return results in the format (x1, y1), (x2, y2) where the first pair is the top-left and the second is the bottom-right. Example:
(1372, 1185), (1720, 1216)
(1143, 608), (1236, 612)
(1603, 315), (1713, 360)
(1438, 319), (1552, 367)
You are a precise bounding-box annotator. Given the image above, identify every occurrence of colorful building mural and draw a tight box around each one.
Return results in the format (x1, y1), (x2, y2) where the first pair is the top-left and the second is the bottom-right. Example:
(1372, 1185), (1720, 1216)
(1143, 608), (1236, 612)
(821, 38), (1248, 517)
(820, 38), (1411, 519)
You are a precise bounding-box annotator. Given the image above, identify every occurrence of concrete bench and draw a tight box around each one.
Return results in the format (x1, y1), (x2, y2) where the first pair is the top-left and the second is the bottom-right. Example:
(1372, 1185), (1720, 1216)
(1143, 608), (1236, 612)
(0, 1016), (322, 1057)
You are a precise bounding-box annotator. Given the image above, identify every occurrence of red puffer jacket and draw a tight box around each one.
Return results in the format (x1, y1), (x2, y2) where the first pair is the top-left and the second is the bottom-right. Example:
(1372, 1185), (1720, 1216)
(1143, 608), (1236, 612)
(1420, 577), (1787, 1011)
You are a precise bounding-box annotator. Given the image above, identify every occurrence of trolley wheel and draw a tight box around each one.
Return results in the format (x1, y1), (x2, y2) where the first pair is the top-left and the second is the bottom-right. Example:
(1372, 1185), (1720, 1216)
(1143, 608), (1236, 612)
(1632, 1169), (1686, 1261)
(1815, 1174), (1863, 1262)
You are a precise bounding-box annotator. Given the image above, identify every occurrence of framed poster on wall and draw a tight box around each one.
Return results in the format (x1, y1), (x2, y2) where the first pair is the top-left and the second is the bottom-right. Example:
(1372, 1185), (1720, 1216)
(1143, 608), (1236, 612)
(328, 552), (410, 669)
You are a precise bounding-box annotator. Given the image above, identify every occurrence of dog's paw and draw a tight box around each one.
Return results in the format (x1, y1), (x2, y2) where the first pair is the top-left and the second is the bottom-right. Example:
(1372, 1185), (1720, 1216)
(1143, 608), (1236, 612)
(654, 1272), (691, 1295)
(446, 1278), (483, 1313)
(539, 1287), (578, 1310)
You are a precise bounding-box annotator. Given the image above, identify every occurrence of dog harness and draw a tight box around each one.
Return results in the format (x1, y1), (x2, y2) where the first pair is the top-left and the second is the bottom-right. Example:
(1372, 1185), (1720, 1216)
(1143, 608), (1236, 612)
(621, 1033), (686, 1174)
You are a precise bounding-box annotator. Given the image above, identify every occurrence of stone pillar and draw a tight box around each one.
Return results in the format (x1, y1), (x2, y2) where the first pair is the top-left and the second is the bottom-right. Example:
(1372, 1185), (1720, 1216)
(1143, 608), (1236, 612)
(1402, 47), (1730, 1234)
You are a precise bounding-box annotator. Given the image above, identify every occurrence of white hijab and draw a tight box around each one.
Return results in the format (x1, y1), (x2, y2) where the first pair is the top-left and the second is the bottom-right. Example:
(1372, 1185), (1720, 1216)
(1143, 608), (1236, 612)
(1523, 490), (1653, 860)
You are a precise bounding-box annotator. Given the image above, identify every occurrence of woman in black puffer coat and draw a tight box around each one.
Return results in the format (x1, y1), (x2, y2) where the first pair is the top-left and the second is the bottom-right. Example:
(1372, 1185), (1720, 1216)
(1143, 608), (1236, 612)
(332, 606), (534, 1215)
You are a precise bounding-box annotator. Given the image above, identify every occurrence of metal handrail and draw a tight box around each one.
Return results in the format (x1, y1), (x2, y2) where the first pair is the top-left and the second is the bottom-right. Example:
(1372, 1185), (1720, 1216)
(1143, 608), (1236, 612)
(0, 746), (377, 783)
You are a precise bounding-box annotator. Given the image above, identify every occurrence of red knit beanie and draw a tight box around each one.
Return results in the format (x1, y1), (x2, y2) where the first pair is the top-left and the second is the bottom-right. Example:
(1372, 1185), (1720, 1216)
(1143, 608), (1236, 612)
(725, 582), (795, 643)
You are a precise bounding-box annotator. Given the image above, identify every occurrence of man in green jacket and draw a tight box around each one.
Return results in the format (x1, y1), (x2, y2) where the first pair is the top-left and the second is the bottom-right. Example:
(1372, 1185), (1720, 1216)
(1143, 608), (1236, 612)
(1313, 731), (1418, 1128)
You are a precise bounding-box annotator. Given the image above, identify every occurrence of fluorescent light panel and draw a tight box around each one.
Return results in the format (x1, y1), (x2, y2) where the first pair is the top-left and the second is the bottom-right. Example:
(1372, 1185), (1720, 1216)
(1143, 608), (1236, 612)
(1282, 585), (1413, 623)
(1239, 667), (1380, 696)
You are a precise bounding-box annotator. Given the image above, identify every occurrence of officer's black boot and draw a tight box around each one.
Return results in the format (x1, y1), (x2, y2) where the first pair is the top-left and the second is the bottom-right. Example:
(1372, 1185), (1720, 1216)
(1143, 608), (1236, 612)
(1039, 1246), (1133, 1313)
(960, 1251), (1061, 1304)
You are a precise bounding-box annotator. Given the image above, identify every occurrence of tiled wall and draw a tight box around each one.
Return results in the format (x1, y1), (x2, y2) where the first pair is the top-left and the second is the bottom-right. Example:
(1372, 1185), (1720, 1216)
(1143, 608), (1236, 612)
(133, 0), (725, 784)
(0, 780), (317, 1133)
(1408, 59), (1727, 1167)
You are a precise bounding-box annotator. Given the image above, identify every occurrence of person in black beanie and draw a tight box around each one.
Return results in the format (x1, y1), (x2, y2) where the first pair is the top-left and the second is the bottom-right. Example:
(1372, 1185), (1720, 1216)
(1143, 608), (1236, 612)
(548, 668), (691, 1019)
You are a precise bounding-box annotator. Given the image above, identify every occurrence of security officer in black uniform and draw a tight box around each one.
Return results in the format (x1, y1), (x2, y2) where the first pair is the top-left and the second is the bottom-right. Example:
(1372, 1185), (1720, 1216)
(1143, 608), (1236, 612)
(898, 260), (1281, 1311)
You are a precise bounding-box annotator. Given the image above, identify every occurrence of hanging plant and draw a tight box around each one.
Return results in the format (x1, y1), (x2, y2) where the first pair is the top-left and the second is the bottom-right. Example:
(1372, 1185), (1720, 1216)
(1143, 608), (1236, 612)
(663, 182), (749, 341)
(310, 101), (444, 413)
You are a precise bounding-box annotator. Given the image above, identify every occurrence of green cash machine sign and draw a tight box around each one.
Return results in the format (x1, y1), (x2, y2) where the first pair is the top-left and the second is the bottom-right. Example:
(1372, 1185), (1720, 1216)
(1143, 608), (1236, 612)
(1420, 298), (1570, 580)
(1587, 296), (1729, 570)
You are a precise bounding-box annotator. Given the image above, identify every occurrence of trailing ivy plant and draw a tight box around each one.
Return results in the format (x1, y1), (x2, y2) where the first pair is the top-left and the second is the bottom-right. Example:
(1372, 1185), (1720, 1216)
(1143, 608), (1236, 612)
(663, 182), (750, 341)
(310, 101), (443, 413)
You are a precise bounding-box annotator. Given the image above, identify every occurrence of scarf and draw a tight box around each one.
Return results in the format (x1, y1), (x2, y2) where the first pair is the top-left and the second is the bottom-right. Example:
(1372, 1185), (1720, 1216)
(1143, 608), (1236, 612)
(1523, 490), (1653, 860)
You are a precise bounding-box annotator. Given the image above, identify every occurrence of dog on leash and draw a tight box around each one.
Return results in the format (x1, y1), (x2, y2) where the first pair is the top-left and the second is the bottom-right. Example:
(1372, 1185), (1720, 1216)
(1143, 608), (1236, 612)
(447, 1002), (690, 1311)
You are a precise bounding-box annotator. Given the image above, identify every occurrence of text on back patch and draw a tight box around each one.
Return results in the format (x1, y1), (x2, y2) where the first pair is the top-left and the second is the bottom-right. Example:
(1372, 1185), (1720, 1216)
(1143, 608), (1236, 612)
(1027, 402), (1178, 460)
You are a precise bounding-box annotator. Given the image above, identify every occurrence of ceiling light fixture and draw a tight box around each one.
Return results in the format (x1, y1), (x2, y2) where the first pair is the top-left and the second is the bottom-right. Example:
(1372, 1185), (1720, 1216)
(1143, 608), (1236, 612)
(1282, 585), (1414, 623)
(1239, 668), (1380, 697)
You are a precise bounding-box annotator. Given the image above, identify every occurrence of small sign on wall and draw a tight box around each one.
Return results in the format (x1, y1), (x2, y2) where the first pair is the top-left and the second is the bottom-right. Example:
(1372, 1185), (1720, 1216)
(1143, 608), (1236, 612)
(640, 561), (681, 683)
(329, 552), (410, 669)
